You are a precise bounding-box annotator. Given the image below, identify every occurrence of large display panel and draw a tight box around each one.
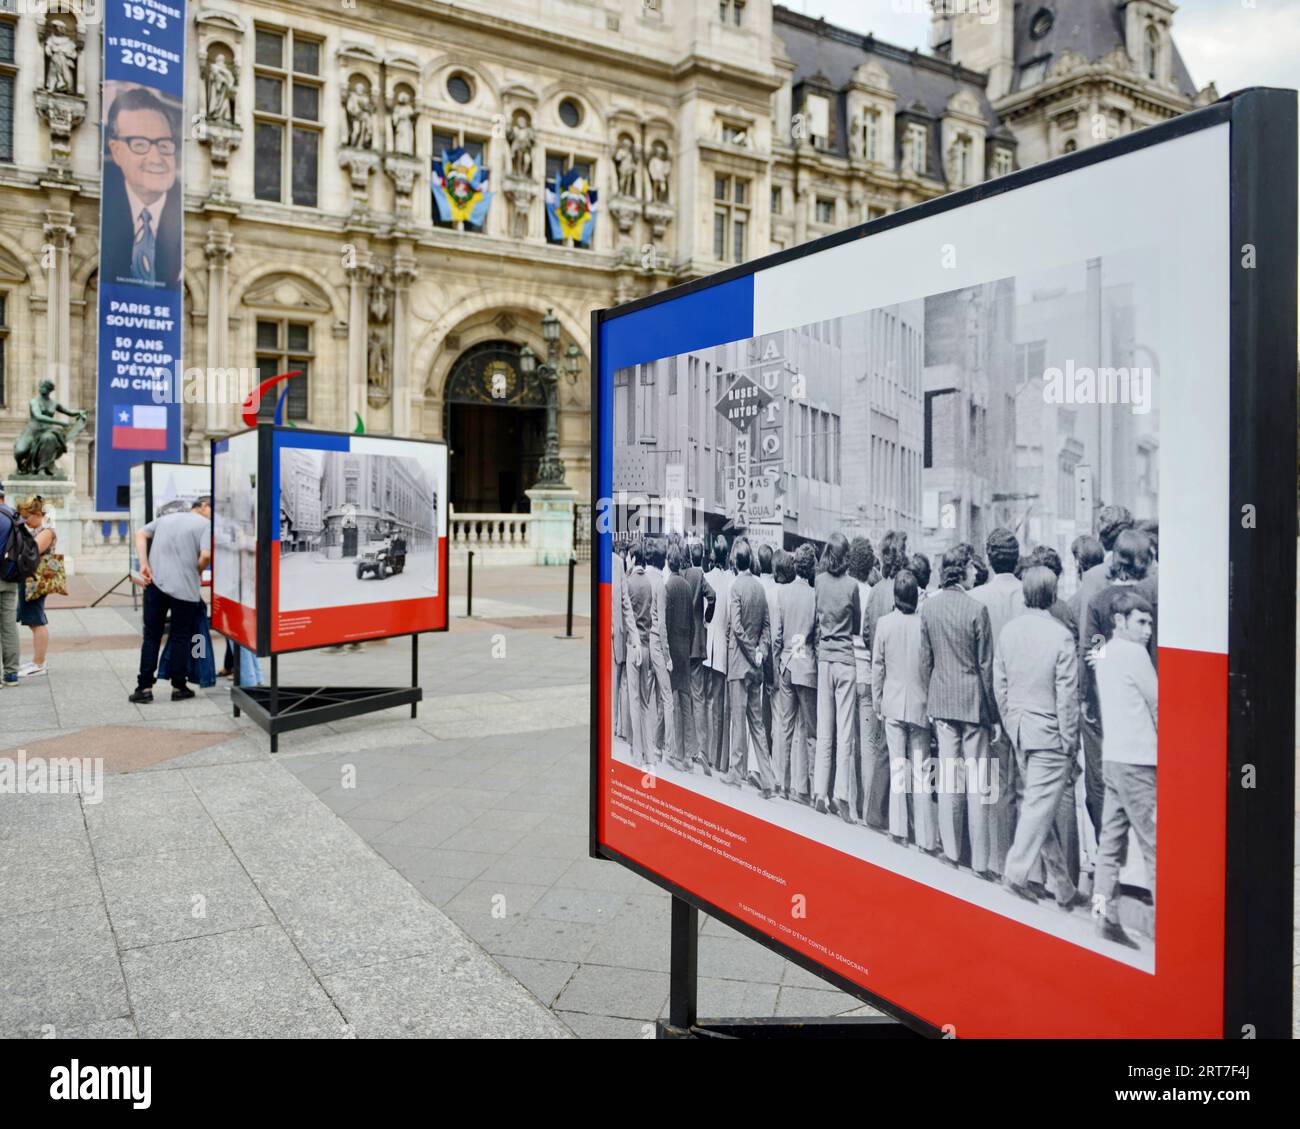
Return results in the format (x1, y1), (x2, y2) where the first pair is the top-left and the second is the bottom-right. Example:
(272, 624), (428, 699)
(591, 91), (1296, 1037)
(128, 461), (213, 581)
(211, 431), (260, 650)
(269, 430), (448, 652)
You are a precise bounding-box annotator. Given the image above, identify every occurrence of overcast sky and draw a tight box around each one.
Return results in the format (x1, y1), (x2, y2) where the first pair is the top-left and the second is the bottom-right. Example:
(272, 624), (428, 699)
(791, 0), (1300, 93)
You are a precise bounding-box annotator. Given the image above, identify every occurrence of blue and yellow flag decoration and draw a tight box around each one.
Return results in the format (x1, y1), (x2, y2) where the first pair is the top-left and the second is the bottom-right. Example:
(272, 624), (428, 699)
(432, 148), (491, 226)
(546, 169), (598, 246)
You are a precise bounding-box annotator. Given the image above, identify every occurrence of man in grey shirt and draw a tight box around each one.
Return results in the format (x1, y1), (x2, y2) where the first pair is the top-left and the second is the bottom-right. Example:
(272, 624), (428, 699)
(130, 497), (212, 703)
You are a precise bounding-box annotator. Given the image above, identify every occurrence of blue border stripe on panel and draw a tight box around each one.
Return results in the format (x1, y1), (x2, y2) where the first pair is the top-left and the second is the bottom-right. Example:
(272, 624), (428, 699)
(596, 274), (753, 581)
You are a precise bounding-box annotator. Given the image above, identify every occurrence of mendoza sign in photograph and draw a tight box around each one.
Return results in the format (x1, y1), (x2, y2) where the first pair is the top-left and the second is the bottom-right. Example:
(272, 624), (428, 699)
(591, 88), (1296, 1037)
(94, 0), (187, 511)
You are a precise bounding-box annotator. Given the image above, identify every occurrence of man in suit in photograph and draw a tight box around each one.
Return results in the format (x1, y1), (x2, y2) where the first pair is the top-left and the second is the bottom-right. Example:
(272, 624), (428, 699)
(970, 528), (1025, 877)
(920, 542), (998, 875)
(814, 533), (862, 822)
(860, 530), (907, 829)
(773, 546), (818, 802)
(871, 569), (935, 850)
(612, 543), (630, 741)
(995, 567), (1090, 910)
(685, 538), (714, 769)
(102, 87), (184, 288)
(703, 535), (733, 772)
(1068, 532), (1106, 837)
(646, 538), (673, 760)
(723, 540), (775, 796)
(623, 541), (655, 765)
(661, 545), (701, 773)
(757, 543), (780, 757)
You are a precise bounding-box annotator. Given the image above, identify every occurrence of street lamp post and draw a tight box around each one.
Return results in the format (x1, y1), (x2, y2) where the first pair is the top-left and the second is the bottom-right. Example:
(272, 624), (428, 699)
(520, 308), (571, 489)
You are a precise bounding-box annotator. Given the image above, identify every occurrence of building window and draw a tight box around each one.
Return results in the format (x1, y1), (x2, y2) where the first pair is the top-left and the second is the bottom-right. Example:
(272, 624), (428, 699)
(1019, 59), (1048, 89)
(992, 148), (1013, 177)
(0, 291), (7, 407)
(546, 152), (594, 247)
(253, 28), (322, 206)
(950, 135), (972, 186)
(906, 123), (927, 176)
(446, 73), (473, 105)
(558, 98), (583, 128)
(0, 14), (15, 164)
(433, 129), (488, 233)
(722, 123), (747, 146)
(770, 185), (783, 214)
(1063, 138), (1077, 154)
(255, 319), (312, 421)
(719, 0), (745, 26)
(815, 197), (835, 225)
(863, 109), (880, 163)
(712, 174), (750, 263)
(1030, 7), (1054, 40)
(1144, 25), (1160, 81)
(868, 206), (888, 222)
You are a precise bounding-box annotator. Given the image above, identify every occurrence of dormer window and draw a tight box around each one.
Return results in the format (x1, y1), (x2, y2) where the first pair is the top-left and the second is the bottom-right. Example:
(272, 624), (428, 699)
(863, 109), (880, 163)
(719, 0), (745, 26)
(804, 93), (831, 149)
(991, 148), (1013, 178)
(906, 122), (927, 176)
(1144, 25), (1160, 81)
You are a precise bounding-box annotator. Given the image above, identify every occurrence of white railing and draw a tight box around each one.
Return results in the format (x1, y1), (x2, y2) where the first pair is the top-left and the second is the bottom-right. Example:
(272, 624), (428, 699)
(450, 512), (536, 551)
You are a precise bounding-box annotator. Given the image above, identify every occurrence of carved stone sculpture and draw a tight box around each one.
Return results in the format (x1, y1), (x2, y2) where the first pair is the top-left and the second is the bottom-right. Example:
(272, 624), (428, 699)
(14, 380), (88, 477)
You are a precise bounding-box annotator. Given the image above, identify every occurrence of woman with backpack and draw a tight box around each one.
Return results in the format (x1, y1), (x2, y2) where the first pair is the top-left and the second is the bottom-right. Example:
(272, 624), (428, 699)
(14, 495), (60, 678)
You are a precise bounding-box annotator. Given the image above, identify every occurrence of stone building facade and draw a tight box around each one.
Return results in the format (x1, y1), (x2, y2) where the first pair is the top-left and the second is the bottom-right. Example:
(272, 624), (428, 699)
(0, 0), (1211, 557)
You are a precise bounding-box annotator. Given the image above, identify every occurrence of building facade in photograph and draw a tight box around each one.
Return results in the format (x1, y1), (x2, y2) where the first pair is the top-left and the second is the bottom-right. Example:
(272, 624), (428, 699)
(319, 452), (435, 555)
(0, 0), (1210, 565)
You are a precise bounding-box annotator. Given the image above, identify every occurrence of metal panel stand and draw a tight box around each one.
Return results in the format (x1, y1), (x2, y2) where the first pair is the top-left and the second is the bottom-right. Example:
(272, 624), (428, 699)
(655, 896), (922, 1040)
(231, 634), (423, 753)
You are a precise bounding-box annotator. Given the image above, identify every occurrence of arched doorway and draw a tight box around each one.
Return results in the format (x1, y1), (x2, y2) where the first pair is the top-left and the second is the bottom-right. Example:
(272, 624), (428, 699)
(443, 340), (548, 513)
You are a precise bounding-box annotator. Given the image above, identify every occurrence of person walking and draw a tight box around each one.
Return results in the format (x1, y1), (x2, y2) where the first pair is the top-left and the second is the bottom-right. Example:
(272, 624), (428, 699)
(773, 545), (818, 803)
(13, 496), (59, 678)
(994, 566), (1089, 910)
(920, 542), (998, 875)
(1092, 589), (1158, 949)
(871, 569), (934, 850)
(813, 532), (861, 822)
(722, 540), (775, 795)
(129, 497), (212, 704)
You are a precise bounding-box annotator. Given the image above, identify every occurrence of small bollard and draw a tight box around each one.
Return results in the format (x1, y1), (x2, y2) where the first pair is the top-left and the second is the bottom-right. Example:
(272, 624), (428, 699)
(467, 549), (474, 617)
(565, 556), (577, 637)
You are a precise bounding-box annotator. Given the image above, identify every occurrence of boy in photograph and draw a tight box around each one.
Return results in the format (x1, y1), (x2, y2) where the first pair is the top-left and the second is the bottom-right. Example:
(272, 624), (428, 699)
(646, 538), (673, 760)
(871, 569), (934, 850)
(861, 530), (906, 829)
(1092, 589), (1158, 950)
(848, 536), (877, 821)
(920, 542), (997, 874)
(1068, 533), (1106, 836)
(685, 538), (714, 768)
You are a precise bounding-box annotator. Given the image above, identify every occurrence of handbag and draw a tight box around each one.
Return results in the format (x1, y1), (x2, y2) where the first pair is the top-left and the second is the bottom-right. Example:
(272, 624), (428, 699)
(25, 552), (68, 600)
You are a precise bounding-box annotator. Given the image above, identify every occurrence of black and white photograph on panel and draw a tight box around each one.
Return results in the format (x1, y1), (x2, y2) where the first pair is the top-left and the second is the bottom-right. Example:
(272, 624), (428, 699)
(610, 249), (1161, 969)
(277, 441), (441, 611)
(213, 430), (259, 611)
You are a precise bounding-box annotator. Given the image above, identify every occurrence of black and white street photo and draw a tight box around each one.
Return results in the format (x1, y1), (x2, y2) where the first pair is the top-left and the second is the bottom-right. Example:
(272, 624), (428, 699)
(213, 431), (259, 610)
(610, 250), (1161, 969)
(277, 444), (441, 611)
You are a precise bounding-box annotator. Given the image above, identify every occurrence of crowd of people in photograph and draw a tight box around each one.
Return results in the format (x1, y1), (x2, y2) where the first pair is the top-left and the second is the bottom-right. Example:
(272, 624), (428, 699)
(611, 505), (1159, 949)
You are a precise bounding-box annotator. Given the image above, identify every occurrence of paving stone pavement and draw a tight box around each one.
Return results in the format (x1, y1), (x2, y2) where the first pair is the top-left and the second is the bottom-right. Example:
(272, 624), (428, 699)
(3, 563), (1296, 1037)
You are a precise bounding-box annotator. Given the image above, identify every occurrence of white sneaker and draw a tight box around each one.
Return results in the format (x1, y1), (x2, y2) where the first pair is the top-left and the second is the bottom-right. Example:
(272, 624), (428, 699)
(18, 663), (46, 677)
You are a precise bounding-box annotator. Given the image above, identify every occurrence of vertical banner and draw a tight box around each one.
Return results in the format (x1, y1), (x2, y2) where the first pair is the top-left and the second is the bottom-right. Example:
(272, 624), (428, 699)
(95, 1), (187, 511)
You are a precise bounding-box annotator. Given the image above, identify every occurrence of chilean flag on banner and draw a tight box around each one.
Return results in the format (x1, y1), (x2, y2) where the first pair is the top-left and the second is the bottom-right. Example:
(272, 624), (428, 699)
(111, 404), (169, 450)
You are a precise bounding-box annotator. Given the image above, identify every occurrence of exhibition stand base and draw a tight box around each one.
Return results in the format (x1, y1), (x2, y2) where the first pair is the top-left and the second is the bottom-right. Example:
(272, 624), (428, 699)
(233, 635), (422, 753)
(657, 897), (923, 1040)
